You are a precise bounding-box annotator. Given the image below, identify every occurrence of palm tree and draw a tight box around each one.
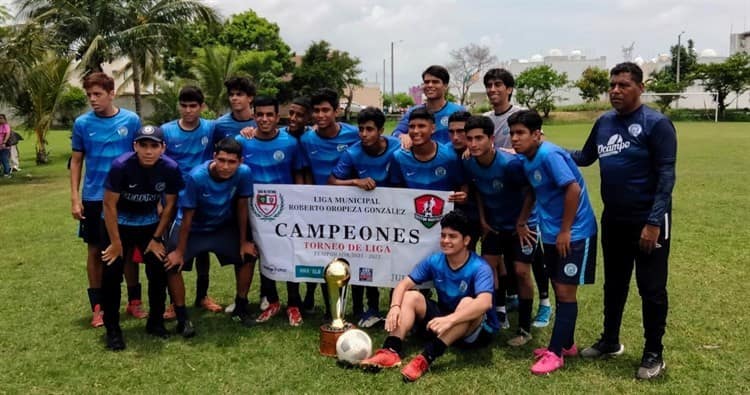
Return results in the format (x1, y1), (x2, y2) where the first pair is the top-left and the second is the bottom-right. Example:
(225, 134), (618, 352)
(191, 45), (240, 114)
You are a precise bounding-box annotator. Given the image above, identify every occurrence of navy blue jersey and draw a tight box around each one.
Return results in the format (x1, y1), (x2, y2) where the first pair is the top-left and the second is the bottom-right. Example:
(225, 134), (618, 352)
(235, 130), (307, 184)
(105, 152), (183, 226)
(331, 136), (400, 186)
(279, 125), (312, 141)
(72, 109), (141, 201)
(389, 143), (465, 191)
(392, 102), (465, 145)
(177, 161), (253, 232)
(213, 112), (257, 145)
(299, 123), (359, 185)
(409, 251), (498, 331)
(464, 149), (537, 231)
(161, 119), (215, 177)
(518, 142), (597, 244)
(571, 105), (677, 225)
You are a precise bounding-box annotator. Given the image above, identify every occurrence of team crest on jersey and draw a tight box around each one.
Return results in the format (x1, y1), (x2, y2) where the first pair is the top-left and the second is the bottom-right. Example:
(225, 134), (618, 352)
(440, 116), (449, 127)
(628, 124), (642, 137)
(252, 189), (284, 220)
(413, 194), (446, 228)
(533, 170), (543, 183)
(117, 126), (129, 136)
(459, 280), (468, 293)
(492, 179), (503, 190)
(434, 166), (447, 177)
(155, 182), (166, 192)
(336, 144), (348, 152)
(201, 136), (209, 146)
(501, 125), (510, 136)
(564, 263), (578, 277)
(273, 150), (285, 161)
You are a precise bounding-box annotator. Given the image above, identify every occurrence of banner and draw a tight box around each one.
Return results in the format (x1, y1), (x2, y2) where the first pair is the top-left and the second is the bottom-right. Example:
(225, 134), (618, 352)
(250, 185), (454, 288)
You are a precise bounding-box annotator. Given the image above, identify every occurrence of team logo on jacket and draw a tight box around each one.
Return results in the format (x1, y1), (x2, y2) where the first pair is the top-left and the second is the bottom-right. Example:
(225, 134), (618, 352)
(252, 189), (284, 220)
(492, 179), (503, 190)
(598, 134), (630, 158)
(533, 170), (542, 183)
(628, 124), (642, 137)
(413, 194), (446, 229)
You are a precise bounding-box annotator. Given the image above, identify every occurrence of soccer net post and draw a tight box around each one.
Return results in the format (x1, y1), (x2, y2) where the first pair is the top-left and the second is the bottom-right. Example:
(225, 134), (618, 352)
(641, 92), (719, 122)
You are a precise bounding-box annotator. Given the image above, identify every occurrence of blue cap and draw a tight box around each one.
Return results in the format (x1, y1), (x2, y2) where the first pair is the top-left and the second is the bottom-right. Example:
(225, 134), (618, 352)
(135, 125), (164, 143)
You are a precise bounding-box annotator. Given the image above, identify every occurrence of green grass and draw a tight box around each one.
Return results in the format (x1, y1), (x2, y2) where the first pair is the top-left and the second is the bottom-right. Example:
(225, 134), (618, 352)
(1, 123), (749, 394)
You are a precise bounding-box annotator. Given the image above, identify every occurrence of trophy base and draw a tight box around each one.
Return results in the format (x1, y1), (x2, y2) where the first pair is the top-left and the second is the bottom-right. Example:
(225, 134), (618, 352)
(319, 323), (355, 357)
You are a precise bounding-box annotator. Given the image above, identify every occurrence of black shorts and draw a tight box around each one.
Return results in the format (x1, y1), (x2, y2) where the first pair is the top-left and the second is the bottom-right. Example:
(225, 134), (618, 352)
(166, 221), (242, 271)
(482, 229), (537, 264)
(542, 234), (597, 285)
(78, 200), (103, 245)
(417, 299), (493, 348)
(100, 222), (161, 266)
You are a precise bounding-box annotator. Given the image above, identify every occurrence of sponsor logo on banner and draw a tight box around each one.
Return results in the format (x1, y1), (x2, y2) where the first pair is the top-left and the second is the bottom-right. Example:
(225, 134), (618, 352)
(295, 265), (324, 278)
(359, 267), (373, 282)
(413, 194), (446, 229)
(252, 189), (284, 220)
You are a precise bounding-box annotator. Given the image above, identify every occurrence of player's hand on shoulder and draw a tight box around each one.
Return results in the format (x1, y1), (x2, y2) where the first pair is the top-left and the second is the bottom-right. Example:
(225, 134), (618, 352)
(461, 148), (471, 160)
(239, 126), (257, 139)
(398, 134), (412, 150)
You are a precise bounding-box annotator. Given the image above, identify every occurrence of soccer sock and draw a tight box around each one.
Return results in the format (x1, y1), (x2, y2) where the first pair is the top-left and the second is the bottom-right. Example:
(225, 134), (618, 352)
(127, 283), (141, 302)
(519, 298), (533, 333)
(87, 287), (102, 310)
(383, 336), (403, 354)
(421, 338), (447, 364)
(234, 296), (249, 314)
(174, 305), (189, 324)
(195, 275), (209, 304)
(549, 301), (578, 356)
(494, 280), (506, 311)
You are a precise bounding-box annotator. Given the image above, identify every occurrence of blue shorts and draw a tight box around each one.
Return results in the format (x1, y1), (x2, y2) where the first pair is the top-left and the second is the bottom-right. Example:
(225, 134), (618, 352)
(542, 234), (597, 285)
(166, 221), (243, 270)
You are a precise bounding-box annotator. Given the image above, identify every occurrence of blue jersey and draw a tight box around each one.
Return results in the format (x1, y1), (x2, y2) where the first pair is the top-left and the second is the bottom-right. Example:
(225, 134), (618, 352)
(161, 119), (215, 177)
(213, 112), (257, 145)
(105, 152), (183, 226)
(279, 125), (312, 141)
(72, 109), (141, 201)
(463, 149), (537, 231)
(409, 251), (499, 332)
(389, 143), (465, 191)
(392, 102), (465, 144)
(518, 142), (597, 244)
(235, 130), (307, 184)
(571, 105), (677, 225)
(331, 136), (400, 186)
(299, 123), (359, 185)
(177, 161), (253, 233)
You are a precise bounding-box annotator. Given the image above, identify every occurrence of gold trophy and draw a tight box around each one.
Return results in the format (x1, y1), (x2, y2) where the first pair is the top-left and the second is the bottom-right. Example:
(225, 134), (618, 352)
(319, 258), (354, 356)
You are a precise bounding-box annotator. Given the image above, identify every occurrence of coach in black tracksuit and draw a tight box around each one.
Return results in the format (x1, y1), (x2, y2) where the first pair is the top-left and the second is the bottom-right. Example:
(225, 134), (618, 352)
(570, 62), (677, 380)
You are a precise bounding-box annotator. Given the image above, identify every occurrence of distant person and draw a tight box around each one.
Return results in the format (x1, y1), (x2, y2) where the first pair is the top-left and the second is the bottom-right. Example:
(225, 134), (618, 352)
(571, 62), (676, 380)
(0, 114), (10, 178)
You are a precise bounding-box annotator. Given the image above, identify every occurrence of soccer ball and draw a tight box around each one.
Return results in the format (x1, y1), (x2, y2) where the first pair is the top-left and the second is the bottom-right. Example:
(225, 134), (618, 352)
(336, 329), (372, 365)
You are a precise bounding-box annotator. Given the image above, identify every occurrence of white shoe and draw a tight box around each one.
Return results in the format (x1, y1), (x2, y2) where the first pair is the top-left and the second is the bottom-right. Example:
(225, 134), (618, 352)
(260, 296), (269, 311)
(224, 303), (236, 314)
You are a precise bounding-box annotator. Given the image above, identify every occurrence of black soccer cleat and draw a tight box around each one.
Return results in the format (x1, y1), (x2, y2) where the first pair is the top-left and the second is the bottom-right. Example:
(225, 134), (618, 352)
(176, 320), (196, 338)
(105, 329), (126, 351)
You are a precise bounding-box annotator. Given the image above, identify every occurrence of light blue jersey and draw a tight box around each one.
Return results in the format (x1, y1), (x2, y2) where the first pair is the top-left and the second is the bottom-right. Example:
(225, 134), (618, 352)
(392, 102), (465, 144)
(161, 119), (215, 177)
(235, 130), (307, 184)
(518, 142), (597, 244)
(331, 136), (400, 186)
(72, 108), (141, 201)
(213, 112), (257, 145)
(299, 123), (359, 185)
(389, 143), (464, 191)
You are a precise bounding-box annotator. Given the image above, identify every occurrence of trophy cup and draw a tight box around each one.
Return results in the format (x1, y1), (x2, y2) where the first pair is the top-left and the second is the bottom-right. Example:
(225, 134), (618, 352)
(319, 258), (354, 356)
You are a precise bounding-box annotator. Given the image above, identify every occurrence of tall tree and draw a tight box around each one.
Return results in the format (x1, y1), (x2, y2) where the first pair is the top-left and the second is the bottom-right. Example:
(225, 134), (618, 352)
(694, 53), (750, 118)
(290, 40), (363, 104)
(645, 39), (697, 112)
(446, 44), (497, 105)
(191, 45), (240, 114)
(515, 65), (568, 118)
(574, 66), (609, 103)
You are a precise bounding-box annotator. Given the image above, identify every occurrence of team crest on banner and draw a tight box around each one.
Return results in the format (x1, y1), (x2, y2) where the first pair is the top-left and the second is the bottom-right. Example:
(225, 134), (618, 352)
(413, 194), (446, 228)
(252, 189), (284, 220)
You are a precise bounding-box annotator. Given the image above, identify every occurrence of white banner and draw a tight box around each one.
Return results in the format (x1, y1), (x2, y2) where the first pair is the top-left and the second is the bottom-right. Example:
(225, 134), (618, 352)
(249, 185), (454, 288)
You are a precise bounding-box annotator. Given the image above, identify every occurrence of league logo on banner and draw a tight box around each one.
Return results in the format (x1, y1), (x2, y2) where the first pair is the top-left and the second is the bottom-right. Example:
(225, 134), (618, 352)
(413, 194), (446, 229)
(252, 189), (284, 220)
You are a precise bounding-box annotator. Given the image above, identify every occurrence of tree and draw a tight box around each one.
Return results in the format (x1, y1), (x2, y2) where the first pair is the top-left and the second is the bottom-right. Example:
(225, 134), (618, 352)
(191, 45), (240, 114)
(515, 65), (568, 117)
(290, 40), (363, 105)
(219, 10), (294, 72)
(446, 44), (497, 106)
(146, 79), (182, 125)
(645, 39), (697, 112)
(574, 66), (609, 102)
(383, 93), (414, 111)
(0, 19), (49, 105)
(694, 53), (750, 118)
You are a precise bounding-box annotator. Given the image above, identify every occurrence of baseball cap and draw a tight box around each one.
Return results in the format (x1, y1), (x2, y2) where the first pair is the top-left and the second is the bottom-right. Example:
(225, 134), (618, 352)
(135, 125), (164, 143)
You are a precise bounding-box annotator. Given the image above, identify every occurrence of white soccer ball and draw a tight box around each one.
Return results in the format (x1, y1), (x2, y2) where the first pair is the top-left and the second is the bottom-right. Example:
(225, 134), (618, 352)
(336, 329), (372, 365)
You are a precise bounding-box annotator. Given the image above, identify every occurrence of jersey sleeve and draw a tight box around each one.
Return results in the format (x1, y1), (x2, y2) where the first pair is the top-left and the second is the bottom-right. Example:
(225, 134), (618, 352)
(72, 120), (85, 152)
(164, 164), (185, 194)
(408, 255), (434, 284)
(391, 108), (412, 138)
(544, 151), (576, 188)
(179, 174), (198, 209)
(331, 150), (355, 180)
(570, 118), (601, 166)
(472, 261), (495, 296)
(105, 161), (126, 193)
(237, 166), (254, 198)
(646, 118), (677, 225)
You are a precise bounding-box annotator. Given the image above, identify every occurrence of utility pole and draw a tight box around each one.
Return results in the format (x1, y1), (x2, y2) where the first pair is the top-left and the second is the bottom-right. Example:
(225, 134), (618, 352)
(676, 30), (685, 109)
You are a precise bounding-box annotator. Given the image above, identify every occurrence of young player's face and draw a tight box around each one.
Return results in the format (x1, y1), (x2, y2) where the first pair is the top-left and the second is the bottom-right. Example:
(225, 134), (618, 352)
(212, 151), (242, 180)
(85, 85), (115, 114)
(407, 119), (435, 147)
(466, 129), (492, 157)
(510, 124), (541, 156)
(440, 227), (470, 255)
(313, 102), (337, 129)
(485, 79), (511, 106)
(448, 121), (467, 151)
(422, 74), (447, 101)
(0, 115), (6, 124)
(228, 90), (252, 112)
(358, 120), (382, 148)
(179, 101), (203, 124)
(134, 140), (165, 167)
(288, 104), (309, 132)
(609, 72), (643, 114)
(254, 105), (279, 134)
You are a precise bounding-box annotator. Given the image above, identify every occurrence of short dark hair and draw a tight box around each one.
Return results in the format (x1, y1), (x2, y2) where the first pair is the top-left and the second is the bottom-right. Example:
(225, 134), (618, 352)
(483, 68), (515, 100)
(507, 110), (543, 132)
(357, 107), (386, 129)
(311, 88), (339, 109)
(422, 65), (450, 85)
(448, 111), (471, 124)
(83, 72), (115, 92)
(610, 62), (644, 84)
(214, 136), (243, 158)
(224, 77), (256, 96)
(291, 96), (311, 111)
(464, 115), (495, 137)
(179, 86), (205, 104)
(253, 96), (279, 113)
(408, 107), (434, 124)
(440, 210), (471, 237)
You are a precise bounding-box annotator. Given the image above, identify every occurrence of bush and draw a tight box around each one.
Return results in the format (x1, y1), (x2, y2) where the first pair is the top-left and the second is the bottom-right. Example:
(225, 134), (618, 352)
(471, 102), (491, 114)
(56, 86), (87, 127)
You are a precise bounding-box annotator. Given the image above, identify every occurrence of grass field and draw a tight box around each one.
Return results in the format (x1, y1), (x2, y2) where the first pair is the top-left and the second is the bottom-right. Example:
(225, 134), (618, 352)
(1, 122), (749, 394)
